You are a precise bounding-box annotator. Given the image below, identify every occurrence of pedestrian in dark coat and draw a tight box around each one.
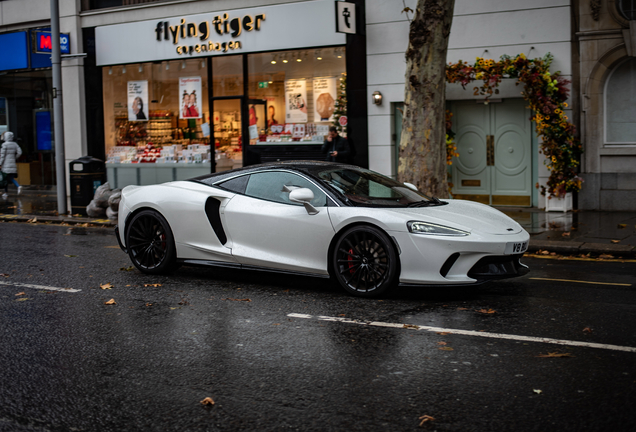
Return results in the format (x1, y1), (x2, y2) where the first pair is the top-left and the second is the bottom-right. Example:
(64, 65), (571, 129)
(321, 126), (351, 163)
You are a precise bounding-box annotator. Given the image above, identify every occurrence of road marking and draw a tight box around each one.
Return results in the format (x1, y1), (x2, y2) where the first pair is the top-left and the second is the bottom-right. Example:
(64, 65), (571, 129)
(287, 313), (636, 353)
(0, 281), (81, 293)
(529, 277), (632, 287)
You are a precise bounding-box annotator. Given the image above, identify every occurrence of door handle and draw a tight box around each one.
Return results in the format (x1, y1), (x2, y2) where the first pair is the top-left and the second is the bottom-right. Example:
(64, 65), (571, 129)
(486, 135), (494, 166)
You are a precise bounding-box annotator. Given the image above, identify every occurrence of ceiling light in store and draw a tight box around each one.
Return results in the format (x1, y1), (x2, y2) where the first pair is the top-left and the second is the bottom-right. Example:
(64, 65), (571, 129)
(315, 50), (322, 60)
(122, 65), (126, 74)
(296, 57), (302, 62)
(282, 54), (288, 64)
(271, 55), (277, 64)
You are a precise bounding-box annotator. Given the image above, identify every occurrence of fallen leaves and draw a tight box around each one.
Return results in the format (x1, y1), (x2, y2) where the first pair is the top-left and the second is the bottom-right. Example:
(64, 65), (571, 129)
(583, 327), (593, 333)
(418, 415), (435, 426)
(476, 308), (496, 314)
(533, 389), (543, 394)
(561, 232), (570, 237)
(27, 217), (37, 223)
(64, 255), (78, 258)
(200, 397), (215, 406)
(537, 352), (573, 358)
(120, 266), (135, 271)
(15, 292), (25, 296)
(144, 283), (162, 287)
(403, 324), (419, 329)
(618, 224), (627, 229)
(15, 298), (29, 302)
(104, 299), (117, 305)
(225, 298), (251, 302)
(438, 347), (454, 351)
(0, 273), (9, 277)
(100, 283), (113, 290)
(598, 254), (614, 259)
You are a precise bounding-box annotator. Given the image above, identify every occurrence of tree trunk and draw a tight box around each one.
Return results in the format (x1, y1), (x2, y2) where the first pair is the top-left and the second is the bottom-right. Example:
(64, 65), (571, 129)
(399, 0), (455, 198)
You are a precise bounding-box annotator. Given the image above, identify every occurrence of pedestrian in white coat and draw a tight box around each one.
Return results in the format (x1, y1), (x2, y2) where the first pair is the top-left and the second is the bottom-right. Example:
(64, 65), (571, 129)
(0, 131), (22, 199)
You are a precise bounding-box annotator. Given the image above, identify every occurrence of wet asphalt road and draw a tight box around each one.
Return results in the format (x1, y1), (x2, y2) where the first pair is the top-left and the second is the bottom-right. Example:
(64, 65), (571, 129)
(1, 223), (635, 432)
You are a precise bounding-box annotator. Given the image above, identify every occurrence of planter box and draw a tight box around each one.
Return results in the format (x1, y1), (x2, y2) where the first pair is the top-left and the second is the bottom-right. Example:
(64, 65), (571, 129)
(545, 192), (573, 212)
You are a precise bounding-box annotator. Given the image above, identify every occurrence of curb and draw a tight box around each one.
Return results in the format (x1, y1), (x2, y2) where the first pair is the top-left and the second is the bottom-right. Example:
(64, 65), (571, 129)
(528, 239), (636, 258)
(0, 213), (116, 227)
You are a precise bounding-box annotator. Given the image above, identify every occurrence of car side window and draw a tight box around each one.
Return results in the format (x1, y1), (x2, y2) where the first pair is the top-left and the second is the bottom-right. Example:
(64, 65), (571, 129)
(217, 174), (250, 194)
(244, 171), (328, 207)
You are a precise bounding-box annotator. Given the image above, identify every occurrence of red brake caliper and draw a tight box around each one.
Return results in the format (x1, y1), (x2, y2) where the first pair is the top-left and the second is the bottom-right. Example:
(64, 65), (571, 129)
(348, 248), (356, 274)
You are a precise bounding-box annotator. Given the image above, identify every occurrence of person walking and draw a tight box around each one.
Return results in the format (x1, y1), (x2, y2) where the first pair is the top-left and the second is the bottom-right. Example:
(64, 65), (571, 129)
(0, 131), (23, 199)
(321, 126), (351, 163)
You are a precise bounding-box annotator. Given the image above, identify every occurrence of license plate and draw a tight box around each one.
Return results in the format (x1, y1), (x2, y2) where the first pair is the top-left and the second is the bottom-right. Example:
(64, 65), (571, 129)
(505, 240), (528, 254)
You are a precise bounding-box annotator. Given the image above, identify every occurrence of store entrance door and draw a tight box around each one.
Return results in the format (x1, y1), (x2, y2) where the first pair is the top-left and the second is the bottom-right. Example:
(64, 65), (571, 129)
(450, 99), (533, 206)
(211, 98), (243, 172)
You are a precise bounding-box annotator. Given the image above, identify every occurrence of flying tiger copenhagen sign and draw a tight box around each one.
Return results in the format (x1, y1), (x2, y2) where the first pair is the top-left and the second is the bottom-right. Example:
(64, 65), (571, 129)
(95, 0), (345, 66)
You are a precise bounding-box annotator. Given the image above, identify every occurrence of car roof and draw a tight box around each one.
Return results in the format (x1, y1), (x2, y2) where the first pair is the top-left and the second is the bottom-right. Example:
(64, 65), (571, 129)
(188, 160), (356, 183)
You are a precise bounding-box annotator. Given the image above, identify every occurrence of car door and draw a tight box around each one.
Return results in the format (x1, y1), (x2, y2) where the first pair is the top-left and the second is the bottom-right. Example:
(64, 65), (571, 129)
(222, 170), (335, 275)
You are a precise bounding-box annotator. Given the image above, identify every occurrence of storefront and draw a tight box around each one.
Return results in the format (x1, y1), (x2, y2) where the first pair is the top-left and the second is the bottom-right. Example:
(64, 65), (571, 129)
(0, 29), (69, 187)
(94, 0), (366, 188)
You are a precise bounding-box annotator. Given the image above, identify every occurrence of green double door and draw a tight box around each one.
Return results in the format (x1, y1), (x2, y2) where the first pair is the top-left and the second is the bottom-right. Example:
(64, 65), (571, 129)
(450, 99), (533, 206)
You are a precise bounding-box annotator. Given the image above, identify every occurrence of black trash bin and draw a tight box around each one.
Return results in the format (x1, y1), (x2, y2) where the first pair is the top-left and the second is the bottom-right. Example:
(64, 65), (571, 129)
(69, 156), (106, 216)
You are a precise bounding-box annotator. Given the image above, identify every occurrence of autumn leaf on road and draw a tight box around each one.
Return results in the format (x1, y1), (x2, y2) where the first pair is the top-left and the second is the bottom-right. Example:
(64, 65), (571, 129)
(100, 283), (113, 290)
(104, 299), (116, 305)
(437, 332), (451, 335)
(598, 254), (614, 259)
(561, 232), (570, 237)
(583, 327), (593, 333)
(27, 217), (37, 223)
(225, 298), (251, 302)
(533, 389), (543, 394)
(438, 346), (454, 351)
(0, 273), (9, 277)
(537, 352), (573, 358)
(15, 292), (25, 296)
(610, 240), (620, 244)
(15, 298), (29, 302)
(477, 308), (496, 314)
(200, 397), (215, 406)
(618, 224), (627, 229)
(120, 266), (135, 271)
(437, 341), (447, 345)
(64, 255), (78, 258)
(418, 415), (435, 426)
(403, 324), (419, 329)
(144, 283), (162, 287)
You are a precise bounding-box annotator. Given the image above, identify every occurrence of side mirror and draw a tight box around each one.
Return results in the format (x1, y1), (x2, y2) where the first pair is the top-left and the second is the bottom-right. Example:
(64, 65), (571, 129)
(288, 188), (319, 215)
(404, 182), (418, 192)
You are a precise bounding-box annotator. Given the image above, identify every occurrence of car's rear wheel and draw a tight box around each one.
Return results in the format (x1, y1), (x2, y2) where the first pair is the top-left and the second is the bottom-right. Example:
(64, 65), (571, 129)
(332, 225), (398, 297)
(125, 209), (177, 274)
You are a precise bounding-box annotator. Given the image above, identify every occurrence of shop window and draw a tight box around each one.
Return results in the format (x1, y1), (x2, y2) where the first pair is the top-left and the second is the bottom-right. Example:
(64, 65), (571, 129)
(605, 57), (636, 144)
(213, 55), (243, 97)
(247, 47), (346, 145)
(81, 0), (165, 11)
(102, 59), (210, 164)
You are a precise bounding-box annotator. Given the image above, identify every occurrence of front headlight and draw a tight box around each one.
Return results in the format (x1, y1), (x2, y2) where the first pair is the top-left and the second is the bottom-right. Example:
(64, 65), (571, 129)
(407, 221), (470, 236)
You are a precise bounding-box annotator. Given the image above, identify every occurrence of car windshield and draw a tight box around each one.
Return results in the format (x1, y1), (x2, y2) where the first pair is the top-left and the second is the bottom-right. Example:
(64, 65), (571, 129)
(316, 166), (440, 207)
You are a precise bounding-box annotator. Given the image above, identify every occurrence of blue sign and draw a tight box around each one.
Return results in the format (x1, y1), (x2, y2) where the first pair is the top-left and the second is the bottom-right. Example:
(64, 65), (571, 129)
(35, 111), (52, 151)
(34, 31), (71, 54)
(0, 32), (29, 71)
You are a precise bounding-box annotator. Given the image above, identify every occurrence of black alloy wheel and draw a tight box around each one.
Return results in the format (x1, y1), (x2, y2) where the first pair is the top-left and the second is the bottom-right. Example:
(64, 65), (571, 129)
(332, 225), (398, 297)
(125, 209), (177, 274)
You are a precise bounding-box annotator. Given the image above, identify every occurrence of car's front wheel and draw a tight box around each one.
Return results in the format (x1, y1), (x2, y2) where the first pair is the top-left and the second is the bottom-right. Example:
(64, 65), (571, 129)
(125, 209), (177, 274)
(332, 225), (398, 297)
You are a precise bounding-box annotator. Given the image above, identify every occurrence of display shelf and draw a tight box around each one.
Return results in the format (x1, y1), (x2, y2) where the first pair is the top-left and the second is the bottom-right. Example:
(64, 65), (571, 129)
(107, 163), (212, 189)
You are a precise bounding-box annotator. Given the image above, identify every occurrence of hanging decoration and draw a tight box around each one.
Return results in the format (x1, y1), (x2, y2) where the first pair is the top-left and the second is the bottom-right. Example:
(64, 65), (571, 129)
(446, 53), (583, 198)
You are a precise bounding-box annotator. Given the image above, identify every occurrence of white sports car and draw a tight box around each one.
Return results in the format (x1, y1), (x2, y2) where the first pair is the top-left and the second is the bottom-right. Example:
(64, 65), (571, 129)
(116, 161), (529, 297)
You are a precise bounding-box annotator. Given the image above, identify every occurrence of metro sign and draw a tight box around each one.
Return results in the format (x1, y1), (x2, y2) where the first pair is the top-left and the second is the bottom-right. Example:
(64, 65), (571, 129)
(34, 31), (70, 54)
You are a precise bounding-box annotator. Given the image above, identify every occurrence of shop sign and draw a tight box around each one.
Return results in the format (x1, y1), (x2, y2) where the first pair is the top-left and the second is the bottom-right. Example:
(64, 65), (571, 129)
(0, 32), (29, 71)
(34, 31), (71, 55)
(339, 116), (348, 127)
(336, 2), (356, 34)
(96, 0), (345, 66)
(258, 82), (269, 89)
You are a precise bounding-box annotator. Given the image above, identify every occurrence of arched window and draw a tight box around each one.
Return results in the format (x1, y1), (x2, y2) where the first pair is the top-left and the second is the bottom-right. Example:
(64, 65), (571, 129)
(605, 57), (636, 144)
(617, 0), (636, 20)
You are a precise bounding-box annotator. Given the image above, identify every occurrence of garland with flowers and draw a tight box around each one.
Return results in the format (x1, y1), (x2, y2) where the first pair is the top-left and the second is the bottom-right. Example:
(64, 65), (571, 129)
(446, 53), (583, 198)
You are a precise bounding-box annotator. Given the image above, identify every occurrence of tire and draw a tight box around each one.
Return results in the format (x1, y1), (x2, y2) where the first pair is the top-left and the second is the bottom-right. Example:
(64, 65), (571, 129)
(125, 209), (177, 274)
(332, 225), (398, 297)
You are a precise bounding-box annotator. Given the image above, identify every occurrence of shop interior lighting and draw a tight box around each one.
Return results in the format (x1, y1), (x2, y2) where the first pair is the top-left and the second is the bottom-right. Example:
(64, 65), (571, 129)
(336, 48), (343, 59)
(108, 67), (112, 75)
(282, 54), (288, 64)
(271, 55), (277, 65)
(166, 63), (170, 70)
(122, 65), (126, 74)
(182, 60), (186, 69)
(139, 65), (143, 73)
(372, 91), (383, 105)
(315, 50), (322, 60)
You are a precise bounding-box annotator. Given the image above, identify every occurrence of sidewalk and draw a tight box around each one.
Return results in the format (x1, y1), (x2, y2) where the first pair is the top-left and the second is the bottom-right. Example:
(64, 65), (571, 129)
(2, 188), (635, 257)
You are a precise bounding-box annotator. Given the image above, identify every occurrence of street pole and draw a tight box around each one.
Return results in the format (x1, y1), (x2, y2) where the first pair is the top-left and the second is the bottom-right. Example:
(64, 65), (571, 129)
(51, 0), (67, 215)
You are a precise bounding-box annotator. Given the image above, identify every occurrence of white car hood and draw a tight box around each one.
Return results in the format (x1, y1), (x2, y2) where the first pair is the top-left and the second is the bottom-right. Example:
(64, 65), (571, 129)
(388, 199), (524, 235)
